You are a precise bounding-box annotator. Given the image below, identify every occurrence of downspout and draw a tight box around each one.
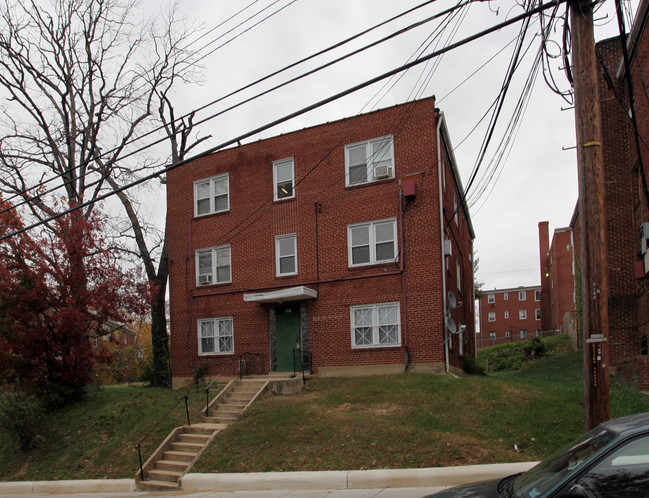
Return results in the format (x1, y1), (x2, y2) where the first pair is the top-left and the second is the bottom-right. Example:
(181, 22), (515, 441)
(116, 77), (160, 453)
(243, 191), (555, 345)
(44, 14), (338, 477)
(437, 112), (449, 374)
(399, 188), (409, 370)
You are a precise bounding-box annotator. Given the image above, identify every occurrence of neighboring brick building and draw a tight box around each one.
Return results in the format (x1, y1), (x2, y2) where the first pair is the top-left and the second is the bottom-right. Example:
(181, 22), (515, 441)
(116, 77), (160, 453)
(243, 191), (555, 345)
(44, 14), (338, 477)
(477, 286), (542, 349)
(566, 1), (649, 388)
(538, 221), (578, 345)
(166, 97), (475, 388)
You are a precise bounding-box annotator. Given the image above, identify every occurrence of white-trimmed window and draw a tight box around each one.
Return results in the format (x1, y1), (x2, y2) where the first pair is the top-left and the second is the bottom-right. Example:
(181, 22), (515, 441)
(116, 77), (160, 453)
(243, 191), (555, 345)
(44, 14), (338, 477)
(504, 292), (509, 300)
(536, 309), (541, 320)
(456, 259), (461, 291)
(348, 218), (397, 267)
(487, 293), (495, 304)
(196, 245), (231, 286)
(520, 329), (528, 339)
(518, 290), (526, 301)
(345, 135), (394, 186)
(505, 330), (511, 338)
(504, 311), (510, 319)
(489, 331), (496, 341)
(351, 302), (401, 348)
(519, 310), (527, 320)
(273, 158), (295, 201)
(275, 234), (297, 276)
(534, 289), (541, 301)
(488, 312), (496, 322)
(194, 174), (229, 216)
(198, 317), (234, 355)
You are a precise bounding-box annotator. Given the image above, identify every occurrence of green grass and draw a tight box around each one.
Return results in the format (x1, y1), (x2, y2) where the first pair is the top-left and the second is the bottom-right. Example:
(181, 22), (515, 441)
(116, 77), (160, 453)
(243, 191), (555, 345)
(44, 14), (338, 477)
(1, 351), (648, 480)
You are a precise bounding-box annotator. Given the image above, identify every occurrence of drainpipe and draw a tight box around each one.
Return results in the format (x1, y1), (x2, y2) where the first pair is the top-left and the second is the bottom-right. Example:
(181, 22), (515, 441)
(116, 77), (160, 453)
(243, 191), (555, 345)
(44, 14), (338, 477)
(437, 112), (449, 374)
(399, 187), (409, 370)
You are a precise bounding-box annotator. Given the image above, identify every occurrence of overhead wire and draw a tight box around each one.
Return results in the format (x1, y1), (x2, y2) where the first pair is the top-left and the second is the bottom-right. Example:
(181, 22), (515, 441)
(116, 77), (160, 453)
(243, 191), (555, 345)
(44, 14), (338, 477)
(0, 0), (444, 216)
(1, 0), (568, 242)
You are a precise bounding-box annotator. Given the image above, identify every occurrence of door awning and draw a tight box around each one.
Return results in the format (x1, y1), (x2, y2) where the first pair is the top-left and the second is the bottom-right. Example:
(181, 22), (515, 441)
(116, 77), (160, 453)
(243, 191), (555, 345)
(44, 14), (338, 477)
(243, 285), (318, 304)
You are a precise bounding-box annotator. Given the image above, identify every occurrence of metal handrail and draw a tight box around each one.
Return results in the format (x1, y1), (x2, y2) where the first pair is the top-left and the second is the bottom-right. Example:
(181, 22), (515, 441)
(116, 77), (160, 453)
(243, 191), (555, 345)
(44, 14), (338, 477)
(292, 348), (312, 381)
(135, 395), (190, 481)
(204, 356), (239, 417)
(241, 351), (267, 377)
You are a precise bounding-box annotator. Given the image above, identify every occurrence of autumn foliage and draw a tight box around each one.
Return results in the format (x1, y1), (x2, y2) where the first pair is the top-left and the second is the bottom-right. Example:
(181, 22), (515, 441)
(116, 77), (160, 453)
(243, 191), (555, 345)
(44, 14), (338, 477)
(0, 198), (149, 406)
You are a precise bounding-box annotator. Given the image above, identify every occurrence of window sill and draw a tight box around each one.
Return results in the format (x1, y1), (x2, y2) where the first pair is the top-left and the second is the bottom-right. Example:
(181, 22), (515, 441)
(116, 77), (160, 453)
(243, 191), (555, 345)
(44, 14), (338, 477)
(198, 352), (235, 357)
(273, 196), (296, 204)
(345, 177), (396, 190)
(351, 344), (402, 351)
(194, 209), (230, 221)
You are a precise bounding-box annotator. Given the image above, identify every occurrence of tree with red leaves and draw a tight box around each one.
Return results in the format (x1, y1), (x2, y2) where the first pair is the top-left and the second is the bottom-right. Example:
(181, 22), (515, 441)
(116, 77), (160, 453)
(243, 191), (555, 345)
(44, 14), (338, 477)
(0, 198), (148, 407)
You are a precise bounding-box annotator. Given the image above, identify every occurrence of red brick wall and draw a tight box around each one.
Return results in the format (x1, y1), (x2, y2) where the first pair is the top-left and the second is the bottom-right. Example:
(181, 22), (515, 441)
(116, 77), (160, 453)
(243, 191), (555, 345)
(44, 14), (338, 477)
(548, 228), (576, 333)
(597, 37), (642, 365)
(167, 97), (475, 382)
(477, 287), (542, 349)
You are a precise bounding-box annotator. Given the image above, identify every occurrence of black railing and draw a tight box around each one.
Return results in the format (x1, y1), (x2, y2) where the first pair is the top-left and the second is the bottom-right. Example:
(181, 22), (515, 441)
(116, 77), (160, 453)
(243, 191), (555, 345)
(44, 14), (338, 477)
(240, 352), (267, 377)
(292, 348), (312, 381)
(135, 395), (190, 481)
(204, 352), (269, 416)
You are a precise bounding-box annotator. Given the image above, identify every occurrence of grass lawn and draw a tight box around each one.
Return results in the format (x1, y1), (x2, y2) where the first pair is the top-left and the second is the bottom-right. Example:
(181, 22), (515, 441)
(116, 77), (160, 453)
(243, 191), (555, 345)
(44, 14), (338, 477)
(1, 351), (648, 480)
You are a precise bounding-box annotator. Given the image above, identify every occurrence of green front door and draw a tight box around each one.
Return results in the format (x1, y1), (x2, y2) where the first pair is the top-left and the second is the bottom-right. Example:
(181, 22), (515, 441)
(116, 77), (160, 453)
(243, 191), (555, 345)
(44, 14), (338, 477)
(276, 306), (300, 372)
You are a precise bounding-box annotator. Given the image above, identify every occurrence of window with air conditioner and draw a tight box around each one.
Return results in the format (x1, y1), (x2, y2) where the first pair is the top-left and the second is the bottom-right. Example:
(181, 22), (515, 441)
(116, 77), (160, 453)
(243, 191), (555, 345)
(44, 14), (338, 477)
(345, 135), (394, 186)
(196, 245), (231, 286)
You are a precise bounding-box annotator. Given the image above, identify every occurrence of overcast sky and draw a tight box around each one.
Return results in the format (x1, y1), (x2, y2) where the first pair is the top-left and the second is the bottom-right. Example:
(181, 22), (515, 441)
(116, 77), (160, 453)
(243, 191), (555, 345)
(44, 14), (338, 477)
(152, 0), (637, 292)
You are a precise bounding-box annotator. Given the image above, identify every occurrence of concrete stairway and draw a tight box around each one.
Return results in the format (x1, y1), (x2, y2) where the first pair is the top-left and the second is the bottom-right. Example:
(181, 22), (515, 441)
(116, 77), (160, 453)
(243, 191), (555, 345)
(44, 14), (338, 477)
(202, 379), (269, 424)
(136, 423), (225, 491)
(136, 379), (270, 491)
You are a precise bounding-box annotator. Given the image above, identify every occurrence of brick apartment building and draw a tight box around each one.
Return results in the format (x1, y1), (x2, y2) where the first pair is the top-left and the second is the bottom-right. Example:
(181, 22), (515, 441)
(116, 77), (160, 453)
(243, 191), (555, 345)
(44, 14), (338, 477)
(538, 221), (578, 345)
(565, 0), (649, 388)
(477, 286), (541, 349)
(166, 97), (475, 388)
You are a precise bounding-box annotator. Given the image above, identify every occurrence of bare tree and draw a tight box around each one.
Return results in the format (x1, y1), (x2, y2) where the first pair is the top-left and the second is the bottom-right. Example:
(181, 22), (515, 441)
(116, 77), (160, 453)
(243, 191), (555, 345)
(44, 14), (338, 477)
(0, 0), (203, 387)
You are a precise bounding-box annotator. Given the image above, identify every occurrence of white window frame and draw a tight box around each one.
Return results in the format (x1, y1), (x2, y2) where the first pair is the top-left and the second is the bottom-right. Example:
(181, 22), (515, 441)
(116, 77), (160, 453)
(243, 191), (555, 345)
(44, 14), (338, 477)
(273, 158), (295, 201)
(536, 309), (541, 321)
(519, 309), (527, 320)
(534, 289), (541, 301)
(348, 218), (397, 267)
(194, 174), (229, 217)
(505, 330), (511, 338)
(504, 311), (510, 319)
(345, 135), (394, 186)
(504, 292), (509, 300)
(489, 331), (496, 341)
(275, 234), (297, 276)
(350, 302), (401, 349)
(487, 293), (495, 304)
(198, 317), (234, 355)
(196, 245), (232, 286)
(488, 312), (496, 322)
(520, 329), (528, 339)
(456, 259), (461, 291)
(518, 290), (526, 301)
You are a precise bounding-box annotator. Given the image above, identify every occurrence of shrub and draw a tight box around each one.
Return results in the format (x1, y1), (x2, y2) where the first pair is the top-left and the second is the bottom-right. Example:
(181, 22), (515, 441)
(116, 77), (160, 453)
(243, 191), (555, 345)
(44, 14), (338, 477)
(528, 335), (546, 358)
(0, 390), (45, 451)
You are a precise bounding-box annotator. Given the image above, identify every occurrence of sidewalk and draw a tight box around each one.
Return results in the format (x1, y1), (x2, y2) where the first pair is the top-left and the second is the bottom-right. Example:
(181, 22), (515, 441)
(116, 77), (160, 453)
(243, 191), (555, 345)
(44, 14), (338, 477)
(0, 462), (536, 496)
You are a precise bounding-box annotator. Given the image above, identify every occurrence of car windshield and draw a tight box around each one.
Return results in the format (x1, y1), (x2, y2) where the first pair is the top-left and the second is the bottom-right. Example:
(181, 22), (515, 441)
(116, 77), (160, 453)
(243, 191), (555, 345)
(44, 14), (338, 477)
(512, 427), (617, 497)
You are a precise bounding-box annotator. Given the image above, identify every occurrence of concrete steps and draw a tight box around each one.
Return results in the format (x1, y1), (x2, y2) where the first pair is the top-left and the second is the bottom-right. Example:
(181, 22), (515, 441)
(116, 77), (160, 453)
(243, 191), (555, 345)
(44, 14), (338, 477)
(136, 424), (222, 491)
(202, 379), (269, 425)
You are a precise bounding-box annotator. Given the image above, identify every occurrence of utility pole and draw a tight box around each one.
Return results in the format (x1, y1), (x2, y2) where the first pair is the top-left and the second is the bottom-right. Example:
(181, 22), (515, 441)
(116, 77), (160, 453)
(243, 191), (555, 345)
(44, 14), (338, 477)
(571, 0), (611, 430)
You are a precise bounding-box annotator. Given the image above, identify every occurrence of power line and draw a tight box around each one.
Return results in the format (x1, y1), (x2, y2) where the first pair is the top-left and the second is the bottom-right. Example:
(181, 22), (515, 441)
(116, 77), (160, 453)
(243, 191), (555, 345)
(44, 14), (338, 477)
(0, 0), (443, 216)
(0, 0), (567, 243)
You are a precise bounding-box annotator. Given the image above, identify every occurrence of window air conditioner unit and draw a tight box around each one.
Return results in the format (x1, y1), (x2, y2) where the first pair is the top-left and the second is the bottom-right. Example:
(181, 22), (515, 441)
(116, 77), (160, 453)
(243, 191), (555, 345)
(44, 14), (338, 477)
(373, 165), (391, 179)
(444, 239), (452, 257)
(198, 274), (212, 285)
(641, 222), (649, 255)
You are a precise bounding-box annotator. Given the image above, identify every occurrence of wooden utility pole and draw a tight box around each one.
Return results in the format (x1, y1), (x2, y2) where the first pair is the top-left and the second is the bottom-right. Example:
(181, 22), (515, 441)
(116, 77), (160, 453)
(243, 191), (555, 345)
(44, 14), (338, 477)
(571, 0), (611, 430)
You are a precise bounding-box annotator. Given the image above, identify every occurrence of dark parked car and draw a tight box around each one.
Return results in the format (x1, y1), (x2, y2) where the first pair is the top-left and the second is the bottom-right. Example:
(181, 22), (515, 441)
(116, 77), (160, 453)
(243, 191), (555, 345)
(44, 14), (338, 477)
(426, 411), (649, 497)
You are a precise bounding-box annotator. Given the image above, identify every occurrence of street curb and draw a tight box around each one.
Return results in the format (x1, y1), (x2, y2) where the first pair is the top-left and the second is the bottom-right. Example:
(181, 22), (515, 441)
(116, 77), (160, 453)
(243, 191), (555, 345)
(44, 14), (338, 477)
(181, 462), (537, 492)
(0, 462), (537, 494)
